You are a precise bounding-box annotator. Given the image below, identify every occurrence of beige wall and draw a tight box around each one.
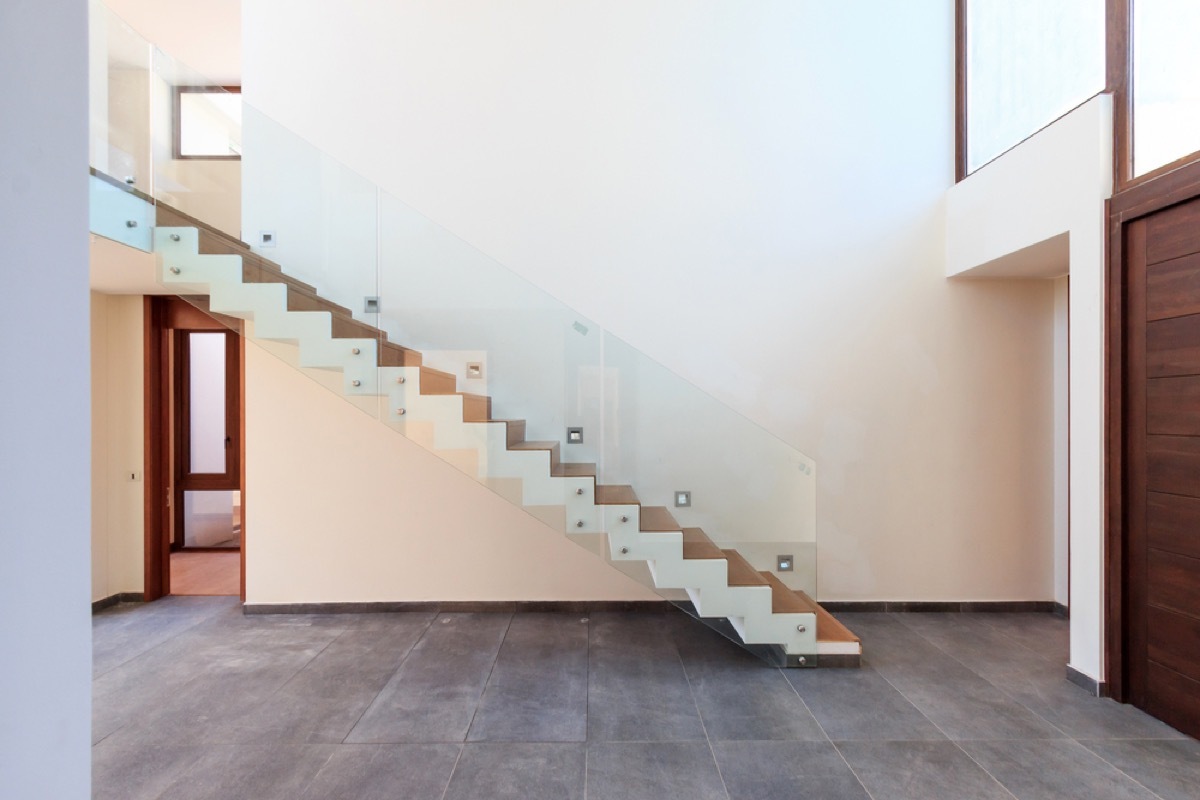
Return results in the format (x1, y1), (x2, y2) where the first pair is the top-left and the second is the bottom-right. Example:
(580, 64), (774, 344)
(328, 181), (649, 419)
(946, 96), (1113, 681)
(90, 292), (145, 602)
(244, 342), (657, 604)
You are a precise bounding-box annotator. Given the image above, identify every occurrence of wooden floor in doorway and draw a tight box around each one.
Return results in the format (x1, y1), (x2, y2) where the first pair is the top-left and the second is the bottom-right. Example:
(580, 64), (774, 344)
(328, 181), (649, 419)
(170, 551), (240, 596)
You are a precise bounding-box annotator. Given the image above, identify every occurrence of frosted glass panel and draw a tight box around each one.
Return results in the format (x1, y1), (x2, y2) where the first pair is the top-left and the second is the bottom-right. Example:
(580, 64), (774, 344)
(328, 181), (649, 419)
(189, 332), (226, 474)
(966, 0), (1105, 173)
(183, 490), (241, 548)
(1133, 0), (1200, 176)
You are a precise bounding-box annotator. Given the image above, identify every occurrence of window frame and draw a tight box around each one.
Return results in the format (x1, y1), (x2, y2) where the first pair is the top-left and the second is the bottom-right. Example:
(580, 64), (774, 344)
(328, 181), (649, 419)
(172, 84), (242, 161)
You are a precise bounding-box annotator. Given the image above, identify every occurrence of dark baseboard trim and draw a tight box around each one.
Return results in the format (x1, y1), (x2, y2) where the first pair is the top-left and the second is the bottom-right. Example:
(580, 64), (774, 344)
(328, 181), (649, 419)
(1066, 664), (1105, 697)
(820, 600), (1059, 613)
(92, 592), (145, 613)
(243, 600), (676, 615)
(1053, 602), (1070, 619)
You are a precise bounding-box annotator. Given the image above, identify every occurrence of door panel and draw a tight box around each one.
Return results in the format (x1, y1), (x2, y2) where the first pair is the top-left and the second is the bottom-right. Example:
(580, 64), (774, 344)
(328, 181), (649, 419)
(1146, 252), (1200, 320)
(1145, 662), (1200, 736)
(1147, 606), (1200, 685)
(1122, 195), (1200, 738)
(1146, 315), (1200, 377)
(1148, 492), (1200, 559)
(1146, 376), (1200, 434)
(1145, 435), (1200, 496)
(1147, 549), (1200, 619)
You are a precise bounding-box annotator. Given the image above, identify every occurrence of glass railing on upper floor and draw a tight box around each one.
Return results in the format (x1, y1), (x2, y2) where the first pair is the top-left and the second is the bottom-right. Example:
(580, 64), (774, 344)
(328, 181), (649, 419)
(88, 0), (819, 661)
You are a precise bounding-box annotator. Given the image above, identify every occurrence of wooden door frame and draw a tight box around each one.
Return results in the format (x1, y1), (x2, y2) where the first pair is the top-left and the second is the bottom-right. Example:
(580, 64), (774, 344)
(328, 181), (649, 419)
(172, 324), (241, 550)
(1105, 158), (1200, 700)
(143, 296), (246, 601)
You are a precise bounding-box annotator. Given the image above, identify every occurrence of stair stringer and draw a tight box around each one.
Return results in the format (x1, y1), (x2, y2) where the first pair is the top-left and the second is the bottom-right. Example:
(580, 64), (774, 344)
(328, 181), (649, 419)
(153, 226), (819, 658)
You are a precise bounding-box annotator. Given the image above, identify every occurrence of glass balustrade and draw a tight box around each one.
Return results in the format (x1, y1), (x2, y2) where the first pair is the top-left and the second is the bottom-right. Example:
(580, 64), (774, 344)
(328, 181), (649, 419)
(87, 0), (820, 662)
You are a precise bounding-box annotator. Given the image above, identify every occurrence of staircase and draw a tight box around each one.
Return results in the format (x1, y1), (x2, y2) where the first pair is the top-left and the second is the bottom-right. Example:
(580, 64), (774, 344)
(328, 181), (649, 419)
(151, 203), (861, 668)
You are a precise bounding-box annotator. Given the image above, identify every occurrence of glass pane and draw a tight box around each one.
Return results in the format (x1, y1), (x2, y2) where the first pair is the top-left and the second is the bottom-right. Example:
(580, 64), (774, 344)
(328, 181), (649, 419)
(1132, 0), (1200, 176)
(153, 50), (242, 236)
(88, 0), (155, 249)
(179, 91), (242, 157)
(183, 490), (241, 548)
(966, 0), (1106, 173)
(189, 332), (227, 474)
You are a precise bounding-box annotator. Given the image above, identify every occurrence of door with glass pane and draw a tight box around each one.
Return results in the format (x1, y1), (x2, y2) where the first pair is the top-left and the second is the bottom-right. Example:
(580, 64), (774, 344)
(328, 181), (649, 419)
(174, 327), (241, 550)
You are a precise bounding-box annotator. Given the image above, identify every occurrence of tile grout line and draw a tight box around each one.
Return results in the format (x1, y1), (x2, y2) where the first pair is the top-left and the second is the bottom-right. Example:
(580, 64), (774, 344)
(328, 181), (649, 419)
(672, 633), (732, 800)
(460, 610), (516, 744)
(583, 614), (591, 800)
(775, 663), (879, 800)
(1070, 740), (1173, 800)
(861, 614), (1023, 800)
(438, 609), (514, 800)
(338, 611), (439, 745)
(972, 612), (1073, 667)
(92, 598), (237, 680)
(886, 612), (1076, 741)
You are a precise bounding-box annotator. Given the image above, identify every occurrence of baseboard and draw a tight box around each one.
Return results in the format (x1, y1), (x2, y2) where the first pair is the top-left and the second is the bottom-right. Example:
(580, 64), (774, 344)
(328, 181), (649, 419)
(91, 592), (145, 613)
(1066, 664), (1105, 697)
(243, 599), (675, 615)
(819, 600), (1059, 613)
(1053, 602), (1070, 619)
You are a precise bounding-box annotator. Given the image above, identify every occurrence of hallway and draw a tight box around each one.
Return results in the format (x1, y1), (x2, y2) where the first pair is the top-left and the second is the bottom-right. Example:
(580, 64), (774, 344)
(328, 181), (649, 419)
(92, 600), (1198, 799)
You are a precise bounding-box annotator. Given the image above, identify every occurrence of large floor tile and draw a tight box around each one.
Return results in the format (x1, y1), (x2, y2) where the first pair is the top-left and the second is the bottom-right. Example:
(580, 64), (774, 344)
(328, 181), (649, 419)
(92, 597), (237, 678)
(346, 612), (511, 743)
(1079, 739), (1200, 800)
(587, 613), (706, 742)
(155, 744), (335, 800)
(91, 743), (206, 800)
(836, 741), (1013, 800)
(674, 621), (825, 741)
(444, 743), (585, 800)
(298, 744), (461, 800)
(586, 742), (728, 800)
(713, 740), (870, 800)
(786, 665), (945, 741)
(210, 612), (435, 743)
(961, 738), (1161, 800)
(467, 613), (589, 742)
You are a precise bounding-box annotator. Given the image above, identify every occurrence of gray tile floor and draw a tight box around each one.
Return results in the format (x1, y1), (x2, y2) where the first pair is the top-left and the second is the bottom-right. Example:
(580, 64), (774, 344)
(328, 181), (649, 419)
(93, 599), (1200, 800)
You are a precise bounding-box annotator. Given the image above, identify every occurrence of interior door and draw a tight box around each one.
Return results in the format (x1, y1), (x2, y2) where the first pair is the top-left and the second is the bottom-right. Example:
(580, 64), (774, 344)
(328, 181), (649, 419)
(1122, 196), (1200, 738)
(173, 326), (241, 550)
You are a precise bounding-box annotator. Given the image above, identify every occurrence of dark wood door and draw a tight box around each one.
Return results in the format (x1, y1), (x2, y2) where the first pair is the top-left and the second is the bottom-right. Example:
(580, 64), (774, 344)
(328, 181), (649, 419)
(1122, 196), (1200, 737)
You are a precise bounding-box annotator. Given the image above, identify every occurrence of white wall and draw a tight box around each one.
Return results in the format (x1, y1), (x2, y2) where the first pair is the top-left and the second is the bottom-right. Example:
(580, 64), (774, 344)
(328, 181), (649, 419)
(243, 0), (1059, 605)
(91, 292), (146, 602)
(0, 0), (92, 795)
(946, 95), (1113, 682)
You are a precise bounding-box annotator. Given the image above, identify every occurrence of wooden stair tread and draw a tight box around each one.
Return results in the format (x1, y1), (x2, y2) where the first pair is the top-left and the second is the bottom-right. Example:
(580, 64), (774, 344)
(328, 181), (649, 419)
(552, 462), (596, 478)
(640, 506), (680, 532)
(682, 528), (724, 560)
(760, 571), (814, 615)
(286, 288), (355, 322)
(595, 485), (639, 505)
(509, 440), (559, 451)
(417, 367), (458, 394)
(508, 441), (559, 465)
(721, 549), (768, 587)
(794, 589), (860, 644)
